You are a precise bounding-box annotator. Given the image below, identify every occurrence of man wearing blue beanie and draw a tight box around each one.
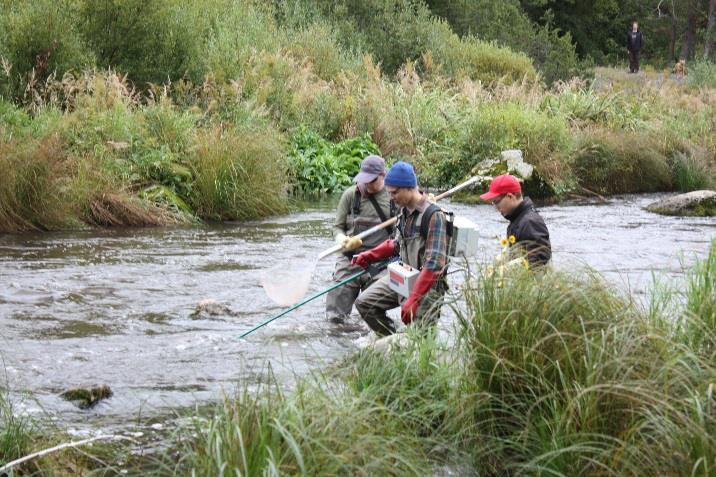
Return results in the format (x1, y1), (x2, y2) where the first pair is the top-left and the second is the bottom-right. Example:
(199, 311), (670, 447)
(351, 162), (449, 336)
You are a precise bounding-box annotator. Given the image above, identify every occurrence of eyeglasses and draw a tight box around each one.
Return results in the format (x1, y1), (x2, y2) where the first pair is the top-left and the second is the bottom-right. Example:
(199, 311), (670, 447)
(491, 194), (507, 206)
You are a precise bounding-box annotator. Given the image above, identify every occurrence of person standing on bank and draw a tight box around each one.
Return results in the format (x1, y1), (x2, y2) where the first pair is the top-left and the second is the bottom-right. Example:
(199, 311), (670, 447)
(351, 162), (449, 336)
(326, 155), (396, 325)
(627, 21), (644, 74)
(480, 174), (551, 268)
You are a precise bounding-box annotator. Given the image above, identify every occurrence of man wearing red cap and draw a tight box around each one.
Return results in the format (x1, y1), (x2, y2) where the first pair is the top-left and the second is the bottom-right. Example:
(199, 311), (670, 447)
(481, 174), (551, 267)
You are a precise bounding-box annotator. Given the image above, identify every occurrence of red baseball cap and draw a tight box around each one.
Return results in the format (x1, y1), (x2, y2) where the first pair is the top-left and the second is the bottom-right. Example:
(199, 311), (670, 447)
(479, 174), (522, 200)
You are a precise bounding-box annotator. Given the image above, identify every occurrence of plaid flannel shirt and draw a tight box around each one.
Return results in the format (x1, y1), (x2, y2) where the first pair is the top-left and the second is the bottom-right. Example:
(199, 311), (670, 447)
(401, 195), (448, 273)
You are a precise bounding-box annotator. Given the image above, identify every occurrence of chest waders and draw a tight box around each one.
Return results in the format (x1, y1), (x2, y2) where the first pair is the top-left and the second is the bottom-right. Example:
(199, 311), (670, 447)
(327, 188), (396, 322)
(342, 188), (395, 259)
(396, 204), (450, 295)
(354, 203), (450, 336)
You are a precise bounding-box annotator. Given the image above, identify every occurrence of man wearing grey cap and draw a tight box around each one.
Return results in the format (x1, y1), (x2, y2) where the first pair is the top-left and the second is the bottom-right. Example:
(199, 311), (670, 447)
(326, 155), (396, 325)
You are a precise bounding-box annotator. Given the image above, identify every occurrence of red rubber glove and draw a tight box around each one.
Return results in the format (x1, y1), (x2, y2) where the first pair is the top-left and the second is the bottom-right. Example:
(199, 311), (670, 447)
(401, 268), (439, 324)
(351, 239), (397, 269)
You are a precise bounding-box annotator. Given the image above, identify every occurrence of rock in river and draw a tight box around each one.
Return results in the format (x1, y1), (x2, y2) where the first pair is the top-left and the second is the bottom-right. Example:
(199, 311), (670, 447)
(60, 385), (113, 409)
(645, 190), (716, 217)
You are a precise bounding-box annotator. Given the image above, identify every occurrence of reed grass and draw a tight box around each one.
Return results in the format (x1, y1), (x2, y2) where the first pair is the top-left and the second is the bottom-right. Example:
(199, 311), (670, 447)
(190, 127), (289, 221)
(0, 389), (34, 470)
(0, 137), (71, 232)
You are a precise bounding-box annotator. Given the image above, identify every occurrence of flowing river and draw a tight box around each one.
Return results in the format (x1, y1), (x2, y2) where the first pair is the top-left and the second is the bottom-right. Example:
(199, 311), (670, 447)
(0, 194), (713, 438)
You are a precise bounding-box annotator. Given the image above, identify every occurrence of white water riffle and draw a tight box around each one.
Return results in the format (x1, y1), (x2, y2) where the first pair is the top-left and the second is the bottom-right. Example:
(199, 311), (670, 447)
(0, 193), (712, 434)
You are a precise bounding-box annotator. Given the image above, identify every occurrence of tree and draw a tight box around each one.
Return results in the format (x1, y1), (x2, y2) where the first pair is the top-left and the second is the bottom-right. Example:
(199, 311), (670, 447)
(705, 0), (716, 58)
(679, 0), (700, 60)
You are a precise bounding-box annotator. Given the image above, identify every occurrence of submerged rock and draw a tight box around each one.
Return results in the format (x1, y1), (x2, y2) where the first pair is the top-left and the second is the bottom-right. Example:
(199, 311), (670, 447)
(60, 385), (113, 409)
(193, 299), (236, 317)
(645, 190), (716, 217)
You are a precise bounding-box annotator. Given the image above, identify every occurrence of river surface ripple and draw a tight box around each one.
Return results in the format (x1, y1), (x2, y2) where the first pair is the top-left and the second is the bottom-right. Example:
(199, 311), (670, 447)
(0, 194), (713, 433)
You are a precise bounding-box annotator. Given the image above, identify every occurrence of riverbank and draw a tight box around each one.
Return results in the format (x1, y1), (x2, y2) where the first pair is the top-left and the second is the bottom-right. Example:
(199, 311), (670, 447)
(3, 239), (714, 475)
(1, 2), (714, 233)
(2, 65), (714, 233)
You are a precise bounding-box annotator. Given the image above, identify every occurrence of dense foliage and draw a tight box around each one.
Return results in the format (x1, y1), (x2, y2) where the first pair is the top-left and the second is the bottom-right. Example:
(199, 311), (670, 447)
(288, 130), (380, 195)
(0, 0), (714, 231)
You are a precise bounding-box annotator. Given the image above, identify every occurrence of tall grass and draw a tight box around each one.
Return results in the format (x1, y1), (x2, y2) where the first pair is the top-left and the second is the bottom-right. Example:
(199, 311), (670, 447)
(680, 239), (716, 355)
(0, 388), (34, 470)
(672, 150), (716, 192)
(175, 339), (456, 476)
(159, 243), (715, 476)
(190, 127), (289, 221)
(573, 128), (674, 194)
(0, 137), (70, 231)
(687, 61), (716, 90)
(454, 261), (716, 476)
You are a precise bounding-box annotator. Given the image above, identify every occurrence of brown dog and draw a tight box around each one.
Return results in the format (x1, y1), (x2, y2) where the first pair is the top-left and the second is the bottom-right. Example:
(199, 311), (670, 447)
(674, 59), (687, 78)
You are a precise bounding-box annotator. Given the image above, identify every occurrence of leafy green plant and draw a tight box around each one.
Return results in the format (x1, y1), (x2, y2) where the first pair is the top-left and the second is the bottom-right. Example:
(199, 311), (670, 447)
(288, 129), (380, 195)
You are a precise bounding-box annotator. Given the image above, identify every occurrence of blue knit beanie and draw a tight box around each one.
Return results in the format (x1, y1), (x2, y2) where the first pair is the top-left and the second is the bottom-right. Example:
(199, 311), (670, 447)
(384, 161), (417, 187)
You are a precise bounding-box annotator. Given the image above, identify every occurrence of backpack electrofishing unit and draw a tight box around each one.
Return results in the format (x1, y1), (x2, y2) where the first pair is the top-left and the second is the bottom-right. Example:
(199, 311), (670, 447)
(387, 203), (478, 297)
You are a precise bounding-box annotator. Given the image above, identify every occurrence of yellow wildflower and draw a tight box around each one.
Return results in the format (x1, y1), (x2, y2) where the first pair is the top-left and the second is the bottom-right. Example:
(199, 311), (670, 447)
(500, 238), (508, 247)
(509, 235), (516, 244)
(522, 259), (529, 270)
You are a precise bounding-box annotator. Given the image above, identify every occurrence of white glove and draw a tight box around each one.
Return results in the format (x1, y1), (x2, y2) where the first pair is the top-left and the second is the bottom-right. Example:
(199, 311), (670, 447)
(335, 233), (348, 246)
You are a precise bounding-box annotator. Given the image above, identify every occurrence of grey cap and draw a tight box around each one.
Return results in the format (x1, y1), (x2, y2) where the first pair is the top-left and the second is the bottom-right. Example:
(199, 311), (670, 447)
(354, 155), (386, 184)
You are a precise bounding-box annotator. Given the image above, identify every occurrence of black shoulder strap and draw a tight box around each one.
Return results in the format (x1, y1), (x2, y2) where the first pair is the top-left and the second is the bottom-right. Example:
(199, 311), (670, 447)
(366, 193), (389, 223)
(352, 188), (361, 216)
(367, 193), (394, 234)
(420, 204), (453, 240)
(419, 204), (441, 240)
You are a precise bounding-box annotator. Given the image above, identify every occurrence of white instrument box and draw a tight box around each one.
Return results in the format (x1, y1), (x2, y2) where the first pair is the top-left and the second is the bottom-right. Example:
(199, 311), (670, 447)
(449, 216), (479, 257)
(387, 261), (419, 298)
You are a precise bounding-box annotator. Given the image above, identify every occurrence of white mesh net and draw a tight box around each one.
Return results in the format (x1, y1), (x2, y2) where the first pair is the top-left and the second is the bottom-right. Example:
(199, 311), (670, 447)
(260, 262), (315, 306)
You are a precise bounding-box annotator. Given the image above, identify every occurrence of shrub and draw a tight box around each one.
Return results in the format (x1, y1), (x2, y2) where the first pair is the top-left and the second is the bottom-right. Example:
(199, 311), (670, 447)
(189, 0), (283, 83)
(425, 0), (583, 84)
(0, 0), (93, 99)
(437, 103), (570, 188)
(285, 22), (362, 80)
(422, 24), (537, 84)
(77, 0), (202, 86)
(573, 128), (673, 194)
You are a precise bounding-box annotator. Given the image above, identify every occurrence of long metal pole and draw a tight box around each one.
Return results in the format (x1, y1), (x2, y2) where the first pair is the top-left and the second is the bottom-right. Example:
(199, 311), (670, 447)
(239, 269), (367, 339)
